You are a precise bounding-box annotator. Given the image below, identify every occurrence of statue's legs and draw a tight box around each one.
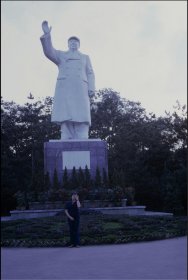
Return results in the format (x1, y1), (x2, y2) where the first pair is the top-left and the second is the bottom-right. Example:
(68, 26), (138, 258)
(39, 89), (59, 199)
(61, 121), (89, 139)
(61, 121), (74, 139)
(74, 122), (89, 139)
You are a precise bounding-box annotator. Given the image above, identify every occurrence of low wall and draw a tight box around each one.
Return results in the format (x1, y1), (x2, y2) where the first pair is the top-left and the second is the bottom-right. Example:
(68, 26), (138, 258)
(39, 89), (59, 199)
(10, 209), (63, 220)
(10, 205), (145, 220)
(95, 206), (146, 215)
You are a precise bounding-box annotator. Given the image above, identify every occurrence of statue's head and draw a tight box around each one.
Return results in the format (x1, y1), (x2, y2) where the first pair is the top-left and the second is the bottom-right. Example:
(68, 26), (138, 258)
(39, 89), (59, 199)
(68, 36), (80, 50)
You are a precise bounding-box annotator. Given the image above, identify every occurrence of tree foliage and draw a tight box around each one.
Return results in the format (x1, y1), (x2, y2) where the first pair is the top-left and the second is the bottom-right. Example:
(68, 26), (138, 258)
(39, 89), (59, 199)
(1, 91), (187, 215)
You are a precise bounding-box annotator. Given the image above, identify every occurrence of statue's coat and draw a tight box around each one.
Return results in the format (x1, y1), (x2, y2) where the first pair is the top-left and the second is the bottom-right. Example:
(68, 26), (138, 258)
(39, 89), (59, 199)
(40, 33), (95, 125)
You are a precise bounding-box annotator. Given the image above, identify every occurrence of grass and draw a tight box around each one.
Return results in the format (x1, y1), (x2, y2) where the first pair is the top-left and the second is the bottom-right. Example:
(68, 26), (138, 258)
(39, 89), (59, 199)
(1, 212), (187, 247)
(103, 221), (123, 230)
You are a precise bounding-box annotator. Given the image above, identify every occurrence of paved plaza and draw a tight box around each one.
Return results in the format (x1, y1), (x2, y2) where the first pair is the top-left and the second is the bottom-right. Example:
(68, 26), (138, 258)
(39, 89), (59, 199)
(1, 237), (187, 280)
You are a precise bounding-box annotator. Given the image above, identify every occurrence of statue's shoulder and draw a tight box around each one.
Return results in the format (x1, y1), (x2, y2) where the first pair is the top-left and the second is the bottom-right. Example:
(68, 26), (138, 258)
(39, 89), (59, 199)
(79, 52), (89, 58)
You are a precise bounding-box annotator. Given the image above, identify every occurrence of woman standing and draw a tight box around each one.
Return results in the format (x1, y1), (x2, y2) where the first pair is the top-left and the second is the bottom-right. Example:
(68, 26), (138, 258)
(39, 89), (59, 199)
(65, 192), (81, 247)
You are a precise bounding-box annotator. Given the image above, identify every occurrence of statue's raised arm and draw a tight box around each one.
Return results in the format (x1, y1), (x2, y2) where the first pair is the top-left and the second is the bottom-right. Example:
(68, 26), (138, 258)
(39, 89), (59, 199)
(42, 20), (52, 34)
(40, 20), (59, 65)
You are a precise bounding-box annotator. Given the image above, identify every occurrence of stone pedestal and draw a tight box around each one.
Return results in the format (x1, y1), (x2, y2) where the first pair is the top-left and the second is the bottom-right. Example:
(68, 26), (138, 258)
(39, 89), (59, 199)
(44, 139), (108, 182)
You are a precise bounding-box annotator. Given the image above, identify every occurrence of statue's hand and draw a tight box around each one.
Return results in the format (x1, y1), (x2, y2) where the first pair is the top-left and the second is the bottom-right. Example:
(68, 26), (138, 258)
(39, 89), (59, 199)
(42, 20), (52, 34)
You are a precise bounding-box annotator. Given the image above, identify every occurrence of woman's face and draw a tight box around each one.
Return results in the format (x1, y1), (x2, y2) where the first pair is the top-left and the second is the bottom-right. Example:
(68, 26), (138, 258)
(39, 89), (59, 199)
(72, 194), (77, 201)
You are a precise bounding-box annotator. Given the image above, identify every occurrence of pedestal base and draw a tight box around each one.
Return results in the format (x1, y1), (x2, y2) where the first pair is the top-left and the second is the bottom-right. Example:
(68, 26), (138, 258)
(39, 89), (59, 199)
(44, 139), (108, 182)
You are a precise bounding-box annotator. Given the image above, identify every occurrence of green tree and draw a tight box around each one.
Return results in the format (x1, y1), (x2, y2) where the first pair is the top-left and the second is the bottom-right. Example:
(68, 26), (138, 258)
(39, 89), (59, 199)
(70, 167), (78, 189)
(84, 165), (91, 189)
(95, 167), (102, 188)
(102, 168), (108, 187)
(52, 168), (60, 191)
(44, 172), (51, 191)
(77, 167), (85, 187)
(62, 166), (69, 190)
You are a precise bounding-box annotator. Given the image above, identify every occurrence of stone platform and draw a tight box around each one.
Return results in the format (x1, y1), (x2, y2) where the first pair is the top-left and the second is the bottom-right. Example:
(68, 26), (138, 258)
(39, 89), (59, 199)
(44, 139), (108, 182)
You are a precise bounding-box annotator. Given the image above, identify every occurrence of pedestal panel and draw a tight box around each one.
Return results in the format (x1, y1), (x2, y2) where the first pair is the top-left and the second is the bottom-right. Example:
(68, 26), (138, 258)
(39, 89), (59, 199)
(44, 139), (108, 182)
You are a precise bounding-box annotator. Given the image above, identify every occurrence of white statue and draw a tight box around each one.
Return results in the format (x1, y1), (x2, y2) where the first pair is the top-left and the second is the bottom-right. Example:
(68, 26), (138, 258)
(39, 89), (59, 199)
(40, 21), (95, 139)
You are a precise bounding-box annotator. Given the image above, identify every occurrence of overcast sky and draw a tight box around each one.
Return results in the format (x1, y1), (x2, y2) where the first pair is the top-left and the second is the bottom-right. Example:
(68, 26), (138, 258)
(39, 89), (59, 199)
(2, 1), (187, 116)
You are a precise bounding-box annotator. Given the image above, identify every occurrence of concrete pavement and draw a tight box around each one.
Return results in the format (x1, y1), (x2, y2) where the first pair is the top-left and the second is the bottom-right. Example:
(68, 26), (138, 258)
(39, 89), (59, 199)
(1, 237), (187, 280)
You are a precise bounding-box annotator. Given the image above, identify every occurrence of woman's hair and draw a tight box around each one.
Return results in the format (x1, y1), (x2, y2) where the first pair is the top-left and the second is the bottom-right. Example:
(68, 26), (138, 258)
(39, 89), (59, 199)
(72, 192), (78, 195)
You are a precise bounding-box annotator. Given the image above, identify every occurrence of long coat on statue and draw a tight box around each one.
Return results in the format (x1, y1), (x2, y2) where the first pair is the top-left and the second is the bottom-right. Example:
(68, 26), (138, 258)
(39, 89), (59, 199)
(40, 33), (95, 125)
